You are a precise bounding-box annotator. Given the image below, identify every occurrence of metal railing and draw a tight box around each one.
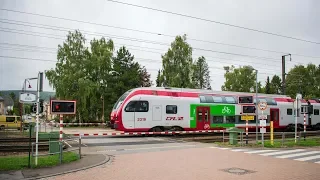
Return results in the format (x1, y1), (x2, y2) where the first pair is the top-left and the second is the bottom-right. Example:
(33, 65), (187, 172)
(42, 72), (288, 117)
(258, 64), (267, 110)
(30, 137), (82, 168)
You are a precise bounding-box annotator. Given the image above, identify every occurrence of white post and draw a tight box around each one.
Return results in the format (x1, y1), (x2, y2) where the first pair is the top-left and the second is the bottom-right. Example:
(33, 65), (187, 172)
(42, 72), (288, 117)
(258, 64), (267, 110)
(35, 72), (40, 165)
(295, 96), (297, 143)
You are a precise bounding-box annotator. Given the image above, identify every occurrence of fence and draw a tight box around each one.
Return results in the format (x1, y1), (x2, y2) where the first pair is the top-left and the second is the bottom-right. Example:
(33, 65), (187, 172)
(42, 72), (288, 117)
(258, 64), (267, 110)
(222, 130), (320, 147)
(30, 137), (82, 168)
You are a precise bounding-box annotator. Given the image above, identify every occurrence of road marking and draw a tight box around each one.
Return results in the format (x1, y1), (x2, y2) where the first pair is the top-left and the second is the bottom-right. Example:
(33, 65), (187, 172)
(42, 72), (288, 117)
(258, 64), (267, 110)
(260, 149), (305, 156)
(208, 147), (218, 148)
(294, 154), (320, 161)
(219, 148), (230, 150)
(275, 151), (320, 159)
(96, 144), (196, 152)
(231, 149), (249, 152)
(244, 150), (278, 154)
(315, 161), (320, 164)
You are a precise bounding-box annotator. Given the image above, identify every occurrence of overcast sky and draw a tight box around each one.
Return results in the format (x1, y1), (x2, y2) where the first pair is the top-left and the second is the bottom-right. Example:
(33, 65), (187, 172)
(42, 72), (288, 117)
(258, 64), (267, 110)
(0, 0), (319, 93)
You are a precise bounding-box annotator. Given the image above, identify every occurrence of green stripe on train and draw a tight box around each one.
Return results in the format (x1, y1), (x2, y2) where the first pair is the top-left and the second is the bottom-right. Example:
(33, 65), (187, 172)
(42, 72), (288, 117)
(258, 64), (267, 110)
(190, 104), (236, 128)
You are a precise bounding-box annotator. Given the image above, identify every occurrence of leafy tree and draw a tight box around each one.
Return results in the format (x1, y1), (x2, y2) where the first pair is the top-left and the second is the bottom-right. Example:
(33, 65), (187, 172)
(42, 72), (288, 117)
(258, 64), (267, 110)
(192, 56), (211, 89)
(161, 34), (193, 88)
(286, 63), (320, 98)
(270, 75), (282, 94)
(221, 65), (259, 92)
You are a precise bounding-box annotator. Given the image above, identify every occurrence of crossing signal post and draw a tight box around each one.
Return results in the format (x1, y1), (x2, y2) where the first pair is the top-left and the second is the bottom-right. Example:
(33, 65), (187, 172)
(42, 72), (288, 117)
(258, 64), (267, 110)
(50, 100), (76, 141)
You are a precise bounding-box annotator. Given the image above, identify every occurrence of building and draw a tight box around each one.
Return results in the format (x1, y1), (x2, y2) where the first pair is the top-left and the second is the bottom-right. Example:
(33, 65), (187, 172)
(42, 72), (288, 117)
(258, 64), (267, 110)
(0, 96), (4, 115)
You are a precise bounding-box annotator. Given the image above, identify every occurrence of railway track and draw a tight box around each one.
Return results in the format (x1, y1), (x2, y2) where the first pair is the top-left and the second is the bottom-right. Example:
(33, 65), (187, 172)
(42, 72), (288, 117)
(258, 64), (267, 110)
(0, 144), (49, 152)
(0, 138), (59, 143)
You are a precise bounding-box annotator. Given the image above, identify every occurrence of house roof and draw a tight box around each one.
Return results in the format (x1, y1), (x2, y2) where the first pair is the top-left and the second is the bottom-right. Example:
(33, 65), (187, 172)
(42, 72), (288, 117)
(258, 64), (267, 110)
(0, 96), (4, 101)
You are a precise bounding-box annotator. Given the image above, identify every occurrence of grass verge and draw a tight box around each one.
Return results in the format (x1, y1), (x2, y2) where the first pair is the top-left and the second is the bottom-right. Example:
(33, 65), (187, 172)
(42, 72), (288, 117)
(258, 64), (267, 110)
(0, 152), (79, 171)
(214, 137), (320, 148)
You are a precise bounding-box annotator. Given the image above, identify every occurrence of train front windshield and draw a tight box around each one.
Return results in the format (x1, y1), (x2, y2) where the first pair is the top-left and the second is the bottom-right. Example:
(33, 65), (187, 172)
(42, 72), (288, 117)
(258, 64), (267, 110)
(112, 90), (132, 110)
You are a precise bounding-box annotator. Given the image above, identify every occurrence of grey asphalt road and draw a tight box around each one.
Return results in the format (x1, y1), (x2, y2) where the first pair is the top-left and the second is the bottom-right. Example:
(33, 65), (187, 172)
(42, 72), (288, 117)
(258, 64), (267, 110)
(65, 135), (206, 155)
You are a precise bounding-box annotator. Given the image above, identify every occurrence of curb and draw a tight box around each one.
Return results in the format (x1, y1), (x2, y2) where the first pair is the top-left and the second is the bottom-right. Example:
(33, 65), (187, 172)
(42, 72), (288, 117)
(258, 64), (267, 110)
(24, 154), (111, 180)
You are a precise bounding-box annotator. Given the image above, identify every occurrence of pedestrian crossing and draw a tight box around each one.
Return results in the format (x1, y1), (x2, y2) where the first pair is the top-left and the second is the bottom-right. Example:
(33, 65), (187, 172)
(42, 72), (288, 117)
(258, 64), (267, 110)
(208, 146), (320, 164)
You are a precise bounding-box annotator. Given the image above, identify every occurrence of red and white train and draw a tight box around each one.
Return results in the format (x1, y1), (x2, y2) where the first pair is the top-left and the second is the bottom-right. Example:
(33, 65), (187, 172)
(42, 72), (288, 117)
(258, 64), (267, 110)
(110, 87), (320, 132)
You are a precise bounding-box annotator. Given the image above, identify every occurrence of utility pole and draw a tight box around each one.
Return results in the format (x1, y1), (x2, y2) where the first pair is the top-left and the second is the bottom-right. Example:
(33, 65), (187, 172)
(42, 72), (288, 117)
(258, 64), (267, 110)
(255, 69), (258, 143)
(281, 54), (291, 95)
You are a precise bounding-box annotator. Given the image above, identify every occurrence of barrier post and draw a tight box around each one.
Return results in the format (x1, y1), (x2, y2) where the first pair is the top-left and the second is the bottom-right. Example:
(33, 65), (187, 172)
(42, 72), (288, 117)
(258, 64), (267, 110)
(270, 121), (274, 145)
(79, 135), (82, 159)
(59, 114), (63, 141)
(245, 120), (248, 145)
(304, 113), (306, 141)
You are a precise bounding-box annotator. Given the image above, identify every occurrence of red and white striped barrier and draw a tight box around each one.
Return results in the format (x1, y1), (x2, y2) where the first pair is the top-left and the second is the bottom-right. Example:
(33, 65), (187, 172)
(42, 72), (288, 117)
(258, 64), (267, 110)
(42, 122), (107, 126)
(70, 130), (226, 137)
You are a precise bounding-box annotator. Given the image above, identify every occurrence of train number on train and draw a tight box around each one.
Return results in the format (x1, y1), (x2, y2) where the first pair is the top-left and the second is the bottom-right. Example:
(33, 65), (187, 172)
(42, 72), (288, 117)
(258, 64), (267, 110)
(166, 117), (184, 121)
(137, 118), (146, 121)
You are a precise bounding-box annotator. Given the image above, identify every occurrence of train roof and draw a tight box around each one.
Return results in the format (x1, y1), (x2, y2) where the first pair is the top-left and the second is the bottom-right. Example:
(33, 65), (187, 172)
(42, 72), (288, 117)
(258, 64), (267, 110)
(133, 87), (291, 98)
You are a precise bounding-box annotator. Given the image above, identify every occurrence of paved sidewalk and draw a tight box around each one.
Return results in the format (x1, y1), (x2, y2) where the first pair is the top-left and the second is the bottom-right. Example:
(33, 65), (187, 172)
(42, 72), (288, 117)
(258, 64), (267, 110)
(0, 154), (109, 180)
(50, 147), (320, 180)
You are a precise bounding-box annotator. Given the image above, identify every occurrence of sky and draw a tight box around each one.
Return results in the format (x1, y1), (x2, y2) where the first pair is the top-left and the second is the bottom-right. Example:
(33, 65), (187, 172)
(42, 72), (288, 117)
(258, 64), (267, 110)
(0, 0), (319, 93)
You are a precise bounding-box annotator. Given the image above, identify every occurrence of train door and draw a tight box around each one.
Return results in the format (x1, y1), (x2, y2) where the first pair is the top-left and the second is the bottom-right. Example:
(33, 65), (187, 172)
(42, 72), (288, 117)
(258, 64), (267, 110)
(152, 105), (162, 121)
(196, 106), (210, 130)
(134, 101), (149, 128)
(123, 101), (136, 129)
(270, 108), (280, 128)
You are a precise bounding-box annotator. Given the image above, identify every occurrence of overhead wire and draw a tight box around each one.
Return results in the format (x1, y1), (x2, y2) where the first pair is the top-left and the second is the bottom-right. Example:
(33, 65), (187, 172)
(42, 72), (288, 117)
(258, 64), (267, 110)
(104, 0), (320, 45)
(0, 12), (319, 58)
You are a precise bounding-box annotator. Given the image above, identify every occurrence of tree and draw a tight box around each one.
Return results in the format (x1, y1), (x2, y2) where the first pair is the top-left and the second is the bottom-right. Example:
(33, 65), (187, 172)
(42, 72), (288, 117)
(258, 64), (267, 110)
(286, 63), (320, 98)
(221, 65), (259, 92)
(156, 69), (162, 87)
(192, 56), (212, 89)
(161, 34), (193, 88)
(265, 76), (271, 94)
(139, 66), (152, 87)
(46, 30), (114, 122)
(270, 75), (282, 94)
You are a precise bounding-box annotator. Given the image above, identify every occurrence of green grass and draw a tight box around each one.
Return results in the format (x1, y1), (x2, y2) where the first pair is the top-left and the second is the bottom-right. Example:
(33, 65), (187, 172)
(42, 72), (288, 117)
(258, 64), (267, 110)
(0, 152), (79, 171)
(214, 137), (320, 148)
(258, 138), (320, 148)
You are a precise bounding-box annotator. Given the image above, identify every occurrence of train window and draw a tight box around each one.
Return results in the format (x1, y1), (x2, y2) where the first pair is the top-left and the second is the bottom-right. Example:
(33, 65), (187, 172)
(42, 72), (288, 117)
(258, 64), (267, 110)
(136, 101), (149, 112)
(199, 95), (206, 103)
(166, 105), (177, 114)
(212, 96), (223, 103)
(197, 109), (203, 121)
(212, 116), (223, 123)
(125, 101), (137, 112)
(204, 95), (214, 103)
(225, 96), (236, 104)
(226, 116), (235, 123)
(287, 109), (293, 115)
(124, 101), (149, 112)
(314, 109), (319, 115)
(6, 117), (15, 122)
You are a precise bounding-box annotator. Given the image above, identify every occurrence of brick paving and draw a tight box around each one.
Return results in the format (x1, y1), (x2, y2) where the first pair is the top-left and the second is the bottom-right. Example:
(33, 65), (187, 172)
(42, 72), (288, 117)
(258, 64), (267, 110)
(47, 147), (320, 180)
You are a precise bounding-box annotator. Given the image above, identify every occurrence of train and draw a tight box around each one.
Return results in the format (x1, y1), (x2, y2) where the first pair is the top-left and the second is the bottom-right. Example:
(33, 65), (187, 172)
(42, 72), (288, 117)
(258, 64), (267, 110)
(109, 87), (320, 132)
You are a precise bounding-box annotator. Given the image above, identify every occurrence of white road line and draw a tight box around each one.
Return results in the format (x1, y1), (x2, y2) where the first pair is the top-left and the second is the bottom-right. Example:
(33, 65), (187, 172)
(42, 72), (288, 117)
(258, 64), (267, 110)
(208, 147), (218, 148)
(260, 149), (305, 156)
(219, 148), (230, 150)
(315, 161), (320, 164)
(244, 150), (278, 154)
(96, 144), (196, 152)
(231, 149), (249, 152)
(294, 154), (320, 161)
(275, 151), (320, 159)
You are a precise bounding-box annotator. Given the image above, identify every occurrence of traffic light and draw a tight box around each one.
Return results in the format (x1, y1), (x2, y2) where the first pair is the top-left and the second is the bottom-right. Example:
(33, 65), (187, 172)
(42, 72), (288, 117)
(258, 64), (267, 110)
(238, 96), (253, 104)
(242, 105), (256, 114)
(51, 100), (76, 114)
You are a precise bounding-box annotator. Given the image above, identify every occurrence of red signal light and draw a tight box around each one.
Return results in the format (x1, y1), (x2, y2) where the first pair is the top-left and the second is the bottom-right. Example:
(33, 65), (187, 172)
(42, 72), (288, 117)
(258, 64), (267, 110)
(55, 104), (60, 111)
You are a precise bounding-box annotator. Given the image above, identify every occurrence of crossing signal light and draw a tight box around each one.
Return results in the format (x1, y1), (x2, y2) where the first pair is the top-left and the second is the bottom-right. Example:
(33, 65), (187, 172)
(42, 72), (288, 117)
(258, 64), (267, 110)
(242, 105), (256, 114)
(238, 96), (253, 104)
(51, 100), (76, 114)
